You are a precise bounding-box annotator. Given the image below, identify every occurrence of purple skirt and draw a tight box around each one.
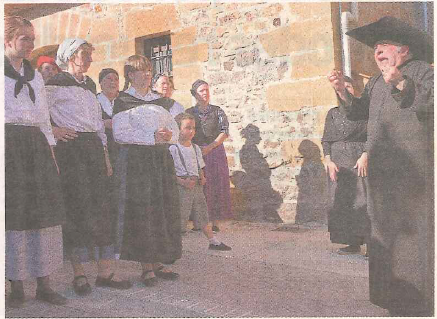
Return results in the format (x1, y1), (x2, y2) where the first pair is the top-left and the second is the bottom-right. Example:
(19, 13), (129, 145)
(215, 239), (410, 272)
(203, 144), (233, 221)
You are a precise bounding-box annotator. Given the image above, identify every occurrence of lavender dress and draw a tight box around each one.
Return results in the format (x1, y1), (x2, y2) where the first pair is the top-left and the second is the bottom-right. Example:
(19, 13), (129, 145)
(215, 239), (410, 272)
(186, 104), (233, 221)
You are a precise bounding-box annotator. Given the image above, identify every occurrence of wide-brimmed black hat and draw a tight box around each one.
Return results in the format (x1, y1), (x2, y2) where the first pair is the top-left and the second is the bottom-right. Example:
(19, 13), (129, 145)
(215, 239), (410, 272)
(346, 16), (433, 63)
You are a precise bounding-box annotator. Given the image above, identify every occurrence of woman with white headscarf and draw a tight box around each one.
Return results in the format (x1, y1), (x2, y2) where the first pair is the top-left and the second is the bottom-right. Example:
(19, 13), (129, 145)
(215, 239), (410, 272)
(45, 38), (132, 296)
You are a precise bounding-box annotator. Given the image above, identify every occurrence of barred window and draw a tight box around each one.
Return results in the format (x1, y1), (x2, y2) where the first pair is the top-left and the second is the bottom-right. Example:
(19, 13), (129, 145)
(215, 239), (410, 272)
(143, 35), (172, 77)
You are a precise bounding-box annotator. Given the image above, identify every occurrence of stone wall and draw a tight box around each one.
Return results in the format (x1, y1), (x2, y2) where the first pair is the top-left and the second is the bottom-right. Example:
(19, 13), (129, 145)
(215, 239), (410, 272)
(31, 2), (341, 223)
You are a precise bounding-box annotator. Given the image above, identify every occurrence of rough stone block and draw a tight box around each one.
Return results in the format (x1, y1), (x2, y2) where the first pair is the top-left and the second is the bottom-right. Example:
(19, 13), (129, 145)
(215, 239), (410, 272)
(33, 18), (43, 48)
(278, 202), (297, 223)
(288, 17), (334, 53)
(179, 3), (210, 11)
(110, 40), (136, 59)
(267, 81), (312, 112)
(88, 17), (119, 44)
(316, 105), (334, 136)
(236, 48), (260, 67)
(291, 49), (335, 79)
(92, 44), (107, 63)
(171, 90), (191, 110)
(223, 61), (234, 71)
(68, 13), (81, 38)
(172, 43), (209, 66)
(172, 64), (202, 91)
(259, 26), (291, 57)
(125, 5), (181, 39)
(78, 17), (92, 40)
(218, 12), (241, 26)
(261, 3), (284, 17)
(57, 11), (70, 43)
(171, 26), (197, 48)
(47, 14), (59, 45)
(311, 78), (337, 107)
(288, 2), (332, 20)
(227, 155), (236, 167)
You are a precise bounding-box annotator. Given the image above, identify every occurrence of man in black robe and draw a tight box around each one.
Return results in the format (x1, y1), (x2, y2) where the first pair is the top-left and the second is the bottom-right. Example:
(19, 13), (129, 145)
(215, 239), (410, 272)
(328, 16), (434, 316)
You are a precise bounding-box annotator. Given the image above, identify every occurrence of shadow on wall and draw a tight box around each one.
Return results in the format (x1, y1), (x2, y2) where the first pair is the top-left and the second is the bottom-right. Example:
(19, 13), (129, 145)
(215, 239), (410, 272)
(231, 124), (283, 223)
(295, 139), (327, 225)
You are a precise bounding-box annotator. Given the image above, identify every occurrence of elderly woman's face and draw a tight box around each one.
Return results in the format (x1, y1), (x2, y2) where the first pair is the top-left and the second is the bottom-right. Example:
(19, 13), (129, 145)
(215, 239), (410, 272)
(101, 73), (119, 95)
(154, 76), (170, 97)
(196, 83), (210, 105)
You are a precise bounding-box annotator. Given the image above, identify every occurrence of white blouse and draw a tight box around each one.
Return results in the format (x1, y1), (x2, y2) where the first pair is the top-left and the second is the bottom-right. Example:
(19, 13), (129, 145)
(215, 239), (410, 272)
(112, 102), (179, 146)
(97, 92), (114, 118)
(125, 86), (156, 102)
(46, 77), (107, 145)
(169, 143), (205, 177)
(5, 67), (56, 145)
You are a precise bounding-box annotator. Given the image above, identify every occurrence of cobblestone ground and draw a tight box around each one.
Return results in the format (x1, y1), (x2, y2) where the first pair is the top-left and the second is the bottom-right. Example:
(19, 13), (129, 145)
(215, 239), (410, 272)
(5, 221), (388, 317)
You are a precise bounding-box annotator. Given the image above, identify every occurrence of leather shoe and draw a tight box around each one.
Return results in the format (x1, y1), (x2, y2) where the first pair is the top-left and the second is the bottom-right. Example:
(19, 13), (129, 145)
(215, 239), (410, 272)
(36, 288), (68, 305)
(154, 266), (180, 280)
(95, 273), (132, 290)
(209, 242), (232, 251)
(72, 275), (92, 296)
(141, 270), (158, 287)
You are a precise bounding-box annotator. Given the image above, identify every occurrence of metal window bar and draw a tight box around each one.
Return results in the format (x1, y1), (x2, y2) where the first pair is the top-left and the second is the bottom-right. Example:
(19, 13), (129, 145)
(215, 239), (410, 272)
(150, 43), (173, 77)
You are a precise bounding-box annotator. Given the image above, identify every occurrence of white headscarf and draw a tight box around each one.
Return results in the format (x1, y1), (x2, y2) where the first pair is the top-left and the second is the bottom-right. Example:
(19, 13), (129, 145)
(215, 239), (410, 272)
(56, 38), (88, 70)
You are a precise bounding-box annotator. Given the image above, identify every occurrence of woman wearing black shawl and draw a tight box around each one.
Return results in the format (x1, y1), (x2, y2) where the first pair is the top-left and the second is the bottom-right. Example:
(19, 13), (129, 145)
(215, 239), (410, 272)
(46, 38), (131, 296)
(112, 55), (182, 287)
(322, 77), (369, 255)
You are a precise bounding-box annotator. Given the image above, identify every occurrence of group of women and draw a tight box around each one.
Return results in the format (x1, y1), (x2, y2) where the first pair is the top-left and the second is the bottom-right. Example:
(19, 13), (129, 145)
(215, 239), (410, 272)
(5, 15), (233, 308)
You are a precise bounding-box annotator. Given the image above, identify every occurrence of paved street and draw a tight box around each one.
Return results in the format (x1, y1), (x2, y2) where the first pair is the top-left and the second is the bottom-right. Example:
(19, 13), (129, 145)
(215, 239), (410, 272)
(5, 221), (388, 317)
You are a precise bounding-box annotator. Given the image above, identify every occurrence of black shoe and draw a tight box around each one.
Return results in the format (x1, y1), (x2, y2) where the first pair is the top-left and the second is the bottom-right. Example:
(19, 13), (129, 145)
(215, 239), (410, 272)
(209, 242), (232, 251)
(36, 288), (68, 306)
(72, 275), (92, 296)
(337, 245), (361, 255)
(8, 292), (25, 309)
(154, 266), (180, 280)
(212, 226), (220, 232)
(141, 270), (158, 287)
(95, 273), (132, 290)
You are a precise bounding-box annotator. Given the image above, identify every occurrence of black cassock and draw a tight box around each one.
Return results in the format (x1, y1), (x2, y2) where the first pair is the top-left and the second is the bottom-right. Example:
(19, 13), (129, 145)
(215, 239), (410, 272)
(340, 59), (434, 316)
(322, 107), (368, 246)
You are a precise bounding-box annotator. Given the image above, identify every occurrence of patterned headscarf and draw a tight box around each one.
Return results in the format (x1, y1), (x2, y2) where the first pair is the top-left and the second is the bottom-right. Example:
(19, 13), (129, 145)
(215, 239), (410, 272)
(56, 38), (88, 70)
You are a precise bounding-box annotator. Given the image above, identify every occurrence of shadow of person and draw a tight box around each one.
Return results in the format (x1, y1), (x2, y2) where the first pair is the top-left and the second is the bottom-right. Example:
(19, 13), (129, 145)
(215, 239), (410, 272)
(231, 124), (283, 222)
(295, 139), (327, 225)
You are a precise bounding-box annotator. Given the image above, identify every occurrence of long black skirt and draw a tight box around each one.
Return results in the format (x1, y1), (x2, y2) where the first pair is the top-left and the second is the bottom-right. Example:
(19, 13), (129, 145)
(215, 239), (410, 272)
(5, 124), (65, 231)
(121, 144), (182, 264)
(54, 133), (114, 254)
(327, 141), (369, 246)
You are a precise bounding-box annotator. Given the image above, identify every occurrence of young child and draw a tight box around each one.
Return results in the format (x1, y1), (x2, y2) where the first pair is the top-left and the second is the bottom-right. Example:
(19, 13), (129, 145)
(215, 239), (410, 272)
(170, 113), (232, 251)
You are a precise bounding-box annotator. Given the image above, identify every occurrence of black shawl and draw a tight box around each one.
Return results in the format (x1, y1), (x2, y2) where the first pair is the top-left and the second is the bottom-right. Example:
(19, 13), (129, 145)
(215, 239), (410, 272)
(113, 91), (175, 115)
